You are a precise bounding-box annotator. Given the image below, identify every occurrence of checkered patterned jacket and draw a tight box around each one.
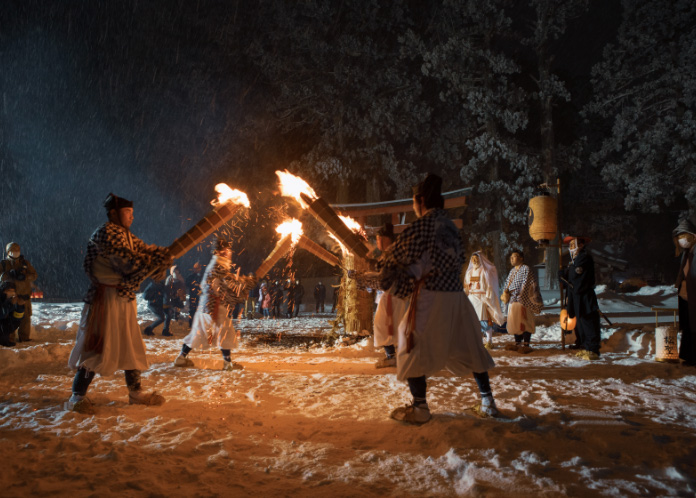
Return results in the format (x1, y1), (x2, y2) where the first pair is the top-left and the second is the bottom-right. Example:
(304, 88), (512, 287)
(83, 222), (170, 303)
(381, 208), (465, 299)
(199, 255), (255, 316)
(505, 264), (543, 314)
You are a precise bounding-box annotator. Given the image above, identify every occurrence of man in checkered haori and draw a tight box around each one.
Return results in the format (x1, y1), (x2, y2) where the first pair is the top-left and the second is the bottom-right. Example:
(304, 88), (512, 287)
(67, 193), (172, 414)
(381, 174), (498, 424)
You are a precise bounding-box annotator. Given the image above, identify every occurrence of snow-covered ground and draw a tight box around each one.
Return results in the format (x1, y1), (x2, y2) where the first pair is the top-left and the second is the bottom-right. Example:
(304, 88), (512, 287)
(1, 287), (695, 497)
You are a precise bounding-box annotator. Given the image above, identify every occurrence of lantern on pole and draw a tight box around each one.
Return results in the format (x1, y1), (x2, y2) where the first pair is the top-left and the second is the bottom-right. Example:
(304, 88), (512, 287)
(528, 191), (557, 247)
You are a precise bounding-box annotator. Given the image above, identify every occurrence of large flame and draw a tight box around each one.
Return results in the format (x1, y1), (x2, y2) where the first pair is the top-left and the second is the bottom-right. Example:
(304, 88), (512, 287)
(276, 170), (317, 209)
(276, 218), (303, 243)
(214, 183), (250, 208)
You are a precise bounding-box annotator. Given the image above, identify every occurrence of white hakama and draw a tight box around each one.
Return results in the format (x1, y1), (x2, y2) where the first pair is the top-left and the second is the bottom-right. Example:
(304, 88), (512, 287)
(396, 289), (495, 381)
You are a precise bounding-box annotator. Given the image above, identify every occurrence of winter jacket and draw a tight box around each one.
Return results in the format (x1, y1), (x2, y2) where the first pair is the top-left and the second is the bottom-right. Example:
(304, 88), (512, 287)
(0, 256), (38, 298)
(563, 248), (599, 319)
(314, 283), (326, 300)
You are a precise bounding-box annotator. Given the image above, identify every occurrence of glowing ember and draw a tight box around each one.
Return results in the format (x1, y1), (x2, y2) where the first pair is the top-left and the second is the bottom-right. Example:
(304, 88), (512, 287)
(214, 183), (250, 207)
(275, 218), (303, 243)
(276, 170), (317, 208)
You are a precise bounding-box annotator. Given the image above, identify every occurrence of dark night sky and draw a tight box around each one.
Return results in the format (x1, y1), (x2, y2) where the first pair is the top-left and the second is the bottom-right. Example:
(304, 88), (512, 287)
(0, 1), (682, 298)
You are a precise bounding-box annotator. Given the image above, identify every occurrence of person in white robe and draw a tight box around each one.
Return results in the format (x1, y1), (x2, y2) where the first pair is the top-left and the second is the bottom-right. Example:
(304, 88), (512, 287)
(66, 193), (171, 414)
(464, 251), (504, 348)
(174, 239), (252, 371)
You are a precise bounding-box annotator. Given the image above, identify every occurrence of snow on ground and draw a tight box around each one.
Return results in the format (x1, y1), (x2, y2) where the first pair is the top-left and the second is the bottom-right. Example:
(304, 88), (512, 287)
(1, 288), (696, 497)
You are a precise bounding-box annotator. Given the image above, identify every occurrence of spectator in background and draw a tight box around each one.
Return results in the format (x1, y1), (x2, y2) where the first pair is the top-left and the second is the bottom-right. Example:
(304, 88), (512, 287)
(0, 281), (25, 347)
(331, 285), (339, 313)
(1, 242), (38, 342)
(673, 218), (696, 366)
(162, 265), (186, 336)
(142, 278), (166, 336)
(260, 282), (271, 319)
(272, 281), (283, 319)
(185, 262), (204, 327)
(314, 281), (326, 312)
(285, 278), (296, 318)
(293, 279), (304, 317)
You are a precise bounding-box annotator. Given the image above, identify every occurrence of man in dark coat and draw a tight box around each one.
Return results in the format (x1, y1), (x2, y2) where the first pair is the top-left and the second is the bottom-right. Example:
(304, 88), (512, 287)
(293, 279), (304, 317)
(561, 236), (601, 360)
(272, 281), (283, 318)
(142, 279), (165, 336)
(284, 279), (295, 318)
(314, 281), (326, 312)
(0, 281), (26, 347)
(673, 218), (696, 365)
(185, 262), (204, 326)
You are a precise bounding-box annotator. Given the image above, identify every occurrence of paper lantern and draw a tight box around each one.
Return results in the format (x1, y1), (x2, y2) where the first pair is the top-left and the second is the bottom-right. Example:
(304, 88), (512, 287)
(655, 326), (680, 363)
(528, 193), (557, 244)
(560, 309), (576, 331)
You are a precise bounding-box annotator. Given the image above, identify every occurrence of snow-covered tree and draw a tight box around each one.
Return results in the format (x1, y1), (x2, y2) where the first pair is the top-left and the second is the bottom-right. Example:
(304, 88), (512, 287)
(585, 0), (696, 216)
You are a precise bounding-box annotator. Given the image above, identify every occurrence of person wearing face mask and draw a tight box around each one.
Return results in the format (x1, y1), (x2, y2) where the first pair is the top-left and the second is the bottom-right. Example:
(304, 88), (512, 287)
(673, 218), (696, 366)
(560, 236), (601, 360)
(174, 238), (252, 371)
(67, 193), (173, 414)
(464, 251), (504, 349)
(0, 242), (38, 342)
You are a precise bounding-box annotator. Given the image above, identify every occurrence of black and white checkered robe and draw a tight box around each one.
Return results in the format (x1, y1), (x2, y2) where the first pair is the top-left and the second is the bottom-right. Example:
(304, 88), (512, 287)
(382, 209), (465, 299)
(83, 222), (170, 303)
(199, 256), (255, 317)
(504, 264), (543, 315)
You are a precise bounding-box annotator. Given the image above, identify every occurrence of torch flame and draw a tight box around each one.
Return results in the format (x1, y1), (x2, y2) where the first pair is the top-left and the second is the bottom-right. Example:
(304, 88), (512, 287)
(275, 218), (303, 243)
(214, 183), (250, 208)
(276, 170), (317, 209)
(338, 215), (365, 237)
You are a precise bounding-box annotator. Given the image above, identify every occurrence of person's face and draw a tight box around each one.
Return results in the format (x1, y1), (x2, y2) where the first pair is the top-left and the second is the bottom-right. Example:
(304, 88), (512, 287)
(471, 255), (480, 268)
(118, 208), (134, 229)
(170, 265), (177, 276)
(219, 248), (232, 259)
(193, 263), (202, 272)
(4, 288), (16, 302)
(8, 248), (20, 259)
(510, 253), (522, 267)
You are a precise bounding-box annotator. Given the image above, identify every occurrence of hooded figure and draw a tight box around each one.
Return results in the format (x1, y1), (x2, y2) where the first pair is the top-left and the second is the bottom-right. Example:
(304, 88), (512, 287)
(464, 251), (504, 348)
(673, 218), (696, 365)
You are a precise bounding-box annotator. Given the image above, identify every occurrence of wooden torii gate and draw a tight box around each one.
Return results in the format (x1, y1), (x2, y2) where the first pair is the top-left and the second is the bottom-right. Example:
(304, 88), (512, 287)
(332, 187), (472, 233)
(328, 187), (471, 337)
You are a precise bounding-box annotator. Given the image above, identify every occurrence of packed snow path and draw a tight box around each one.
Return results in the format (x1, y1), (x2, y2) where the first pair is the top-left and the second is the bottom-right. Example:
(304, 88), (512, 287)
(0, 302), (695, 497)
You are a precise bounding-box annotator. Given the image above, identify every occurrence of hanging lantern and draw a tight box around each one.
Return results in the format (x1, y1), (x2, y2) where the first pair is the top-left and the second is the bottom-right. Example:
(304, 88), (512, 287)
(528, 192), (557, 245)
(560, 309), (576, 331)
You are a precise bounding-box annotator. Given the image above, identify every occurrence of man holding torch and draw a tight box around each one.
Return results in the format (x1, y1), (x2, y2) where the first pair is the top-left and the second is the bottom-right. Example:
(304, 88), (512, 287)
(66, 194), (172, 413)
(173, 238), (252, 371)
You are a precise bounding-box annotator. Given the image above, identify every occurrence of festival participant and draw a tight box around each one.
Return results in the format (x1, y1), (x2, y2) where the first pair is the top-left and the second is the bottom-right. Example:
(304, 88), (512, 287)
(382, 174), (497, 424)
(66, 193), (171, 413)
(0, 242), (38, 342)
(502, 249), (543, 354)
(351, 223), (409, 368)
(673, 218), (696, 366)
(173, 239), (250, 371)
(142, 278), (166, 336)
(0, 281), (25, 347)
(464, 251), (504, 349)
(561, 236), (601, 360)
(293, 279), (304, 317)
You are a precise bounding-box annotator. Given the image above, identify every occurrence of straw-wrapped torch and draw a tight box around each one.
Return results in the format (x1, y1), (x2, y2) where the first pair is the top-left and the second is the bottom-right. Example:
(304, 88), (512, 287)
(276, 170), (370, 260)
(296, 234), (341, 267)
(168, 184), (250, 259)
(254, 219), (302, 279)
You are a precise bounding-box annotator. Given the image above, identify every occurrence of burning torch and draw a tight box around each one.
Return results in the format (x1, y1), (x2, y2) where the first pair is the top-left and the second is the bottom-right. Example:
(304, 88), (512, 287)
(254, 219), (303, 279)
(276, 170), (371, 260)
